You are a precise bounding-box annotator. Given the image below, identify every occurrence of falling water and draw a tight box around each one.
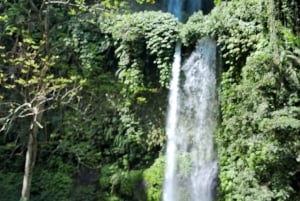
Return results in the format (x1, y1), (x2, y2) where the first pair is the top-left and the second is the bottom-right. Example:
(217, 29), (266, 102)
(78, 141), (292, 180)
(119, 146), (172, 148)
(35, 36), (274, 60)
(164, 42), (181, 201)
(164, 1), (219, 197)
(164, 0), (218, 200)
(163, 1), (184, 199)
(163, 37), (218, 201)
(167, 0), (183, 21)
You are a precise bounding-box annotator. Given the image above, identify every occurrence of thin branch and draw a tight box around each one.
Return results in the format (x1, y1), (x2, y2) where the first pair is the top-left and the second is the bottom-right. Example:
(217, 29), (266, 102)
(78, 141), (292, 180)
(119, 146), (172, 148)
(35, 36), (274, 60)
(19, 112), (35, 118)
(0, 118), (12, 133)
(29, 0), (39, 13)
(9, 144), (22, 158)
(1, 84), (80, 133)
(75, 153), (101, 170)
(14, 103), (32, 114)
(40, 0), (47, 11)
(0, 102), (31, 132)
(35, 96), (54, 107)
(34, 120), (43, 129)
(47, 0), (70, 5)
(60, 86), (81, 104)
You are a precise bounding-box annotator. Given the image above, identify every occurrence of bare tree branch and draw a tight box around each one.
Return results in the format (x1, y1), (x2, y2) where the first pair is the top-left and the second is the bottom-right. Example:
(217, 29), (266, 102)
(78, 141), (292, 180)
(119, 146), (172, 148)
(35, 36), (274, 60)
(47, 0), (70, 5)
(29, 0), (39, 13)
(0, 84), (81, 134)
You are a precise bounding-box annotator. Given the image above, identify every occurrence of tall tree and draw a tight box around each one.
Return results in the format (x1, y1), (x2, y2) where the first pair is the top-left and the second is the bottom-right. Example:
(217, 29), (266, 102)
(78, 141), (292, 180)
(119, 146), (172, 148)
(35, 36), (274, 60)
(0, 1), (155, 200)
(0, 1), (81, 200)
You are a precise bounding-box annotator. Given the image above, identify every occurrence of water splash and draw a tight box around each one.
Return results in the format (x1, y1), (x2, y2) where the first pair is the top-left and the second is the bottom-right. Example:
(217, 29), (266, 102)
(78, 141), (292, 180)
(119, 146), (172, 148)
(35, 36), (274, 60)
(163, 38), (218, 201)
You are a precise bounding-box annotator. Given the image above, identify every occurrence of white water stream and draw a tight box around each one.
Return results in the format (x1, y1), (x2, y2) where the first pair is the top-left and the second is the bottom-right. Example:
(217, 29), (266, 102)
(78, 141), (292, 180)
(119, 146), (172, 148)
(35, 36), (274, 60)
(163, 37), (218, 201)
(163, 1), (218, 200)
(164, 42), (182, 201)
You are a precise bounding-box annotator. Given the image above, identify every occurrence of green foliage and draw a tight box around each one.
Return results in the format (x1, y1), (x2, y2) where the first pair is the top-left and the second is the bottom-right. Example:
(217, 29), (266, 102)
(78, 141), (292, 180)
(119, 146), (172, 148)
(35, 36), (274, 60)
(70, 185), (99, 201)
(182, 0), (265, 70)
(143, 156), (165, 201)
(104, 12), (177, 165)
(99, 165), (145, 201)
(87, 11), (173, 176)
(0, 171), (22, 201)
(98, 157), (165, 201)
(180, 3), (300, 199)
(100, 164), (119, 192)
(218, 30), (300, 200)
(0, 1), (168, 201)
(108, 11), (179, 89)
(275, 0), (300, 34)
(31, 171), (72, 201)
(144, 12), (179, 87)
(1, 0), (298, 201)
(214, 0), (222, 5)
(119, 170), (144, 198)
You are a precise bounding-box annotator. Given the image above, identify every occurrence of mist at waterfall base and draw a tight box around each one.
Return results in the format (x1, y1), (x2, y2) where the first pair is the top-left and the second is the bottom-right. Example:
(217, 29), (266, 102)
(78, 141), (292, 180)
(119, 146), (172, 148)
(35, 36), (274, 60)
(163, 37), (219, 201)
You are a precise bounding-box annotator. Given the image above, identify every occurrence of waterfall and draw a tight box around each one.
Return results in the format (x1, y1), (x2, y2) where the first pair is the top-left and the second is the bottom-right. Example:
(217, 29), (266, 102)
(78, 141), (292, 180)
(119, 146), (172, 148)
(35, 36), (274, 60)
(163, 1), (218, 200)
(167, 0), (183, 21)
(164, 42), (181, 201)
(163, 37), (218, 201)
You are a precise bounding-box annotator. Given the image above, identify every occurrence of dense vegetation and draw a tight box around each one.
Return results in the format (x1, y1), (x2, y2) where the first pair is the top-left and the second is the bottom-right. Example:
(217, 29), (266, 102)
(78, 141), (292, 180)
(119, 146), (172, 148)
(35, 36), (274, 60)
(0, 0), (299, 201)
(181, 1), (300, 200)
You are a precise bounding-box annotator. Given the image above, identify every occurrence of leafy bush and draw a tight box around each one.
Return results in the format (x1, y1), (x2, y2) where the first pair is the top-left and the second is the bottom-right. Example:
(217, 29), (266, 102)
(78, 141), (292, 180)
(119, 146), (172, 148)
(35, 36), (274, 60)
(119, 170), (144, 199)
(99, 165), (145, 201)
(143, 156), (165, 201)
(181, 0), (265, 70)
(98, 11), (175, 174)
(218, 39), (300, 200)
(31, 171), (72, 201)
(108, 11), (179, 90)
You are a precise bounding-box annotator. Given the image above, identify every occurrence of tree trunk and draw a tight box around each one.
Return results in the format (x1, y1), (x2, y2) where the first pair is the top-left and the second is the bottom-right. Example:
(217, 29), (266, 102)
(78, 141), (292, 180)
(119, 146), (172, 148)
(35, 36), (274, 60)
(21, 131), (37, 201)
(20, 104), (44, 201)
